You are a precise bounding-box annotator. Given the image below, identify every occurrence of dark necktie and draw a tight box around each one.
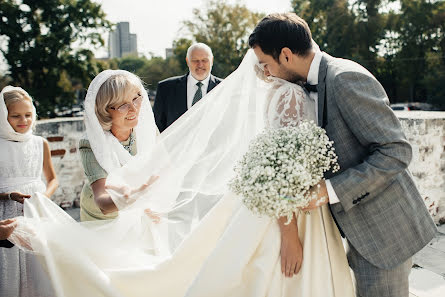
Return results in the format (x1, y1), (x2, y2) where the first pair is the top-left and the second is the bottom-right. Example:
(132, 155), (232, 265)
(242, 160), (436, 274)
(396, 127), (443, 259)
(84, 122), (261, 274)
(192, 81), (203, 106)
(304, 83), (318, 93)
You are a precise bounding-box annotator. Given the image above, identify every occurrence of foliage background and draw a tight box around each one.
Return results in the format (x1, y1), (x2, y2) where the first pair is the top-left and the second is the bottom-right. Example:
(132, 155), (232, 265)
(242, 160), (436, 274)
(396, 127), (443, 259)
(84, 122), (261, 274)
(0, 0), (444, 116)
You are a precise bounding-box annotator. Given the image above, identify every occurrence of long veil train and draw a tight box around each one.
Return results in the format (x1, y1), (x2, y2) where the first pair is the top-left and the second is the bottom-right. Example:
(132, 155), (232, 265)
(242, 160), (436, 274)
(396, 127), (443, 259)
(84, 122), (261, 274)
(10, 50), (354, 297)
(11, 50), (267, 295)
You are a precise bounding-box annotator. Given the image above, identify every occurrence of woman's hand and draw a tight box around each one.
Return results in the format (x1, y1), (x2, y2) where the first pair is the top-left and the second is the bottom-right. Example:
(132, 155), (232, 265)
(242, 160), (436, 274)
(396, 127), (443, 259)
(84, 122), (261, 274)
(144, 208), (161, 224)
(0, 218), (17, 240)
(8, 192), (31, 204)
(105, 176), (159, 201)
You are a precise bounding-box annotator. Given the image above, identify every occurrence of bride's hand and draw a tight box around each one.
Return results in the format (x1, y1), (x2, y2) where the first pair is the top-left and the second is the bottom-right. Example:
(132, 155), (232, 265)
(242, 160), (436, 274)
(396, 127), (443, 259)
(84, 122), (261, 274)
(302, 180), (329, 211)
(278, 215), (303, 277)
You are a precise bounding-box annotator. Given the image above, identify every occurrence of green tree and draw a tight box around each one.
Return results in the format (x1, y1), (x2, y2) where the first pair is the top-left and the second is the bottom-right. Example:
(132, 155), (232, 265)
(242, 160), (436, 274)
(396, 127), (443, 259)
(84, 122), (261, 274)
(172, 38), (193, 74)
(137, 56), (182, 90)
(0, 74), (11, 90)
(292, 0), (393, 73)
(107, 54), (183, 92)
(0, 0), (111, 117)
(391, 0), (445, 104)
(115, 55), (148, 73)
(181, 0), (264, 78)
(292, 0), (445, 107)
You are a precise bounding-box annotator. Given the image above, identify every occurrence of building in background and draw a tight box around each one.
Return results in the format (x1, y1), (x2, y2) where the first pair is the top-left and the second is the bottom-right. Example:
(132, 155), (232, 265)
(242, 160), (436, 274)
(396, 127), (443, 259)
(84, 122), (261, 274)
(165, 48), (174, 58)
(108, 22), (138, 58)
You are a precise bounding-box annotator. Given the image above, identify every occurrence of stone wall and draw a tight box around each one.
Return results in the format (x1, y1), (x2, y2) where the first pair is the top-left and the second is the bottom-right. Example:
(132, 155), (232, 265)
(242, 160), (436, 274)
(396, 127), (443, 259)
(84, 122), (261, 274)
(397, 111), (445, 224)
(35, 118), (85, 207)
(35, 113), (445, 223)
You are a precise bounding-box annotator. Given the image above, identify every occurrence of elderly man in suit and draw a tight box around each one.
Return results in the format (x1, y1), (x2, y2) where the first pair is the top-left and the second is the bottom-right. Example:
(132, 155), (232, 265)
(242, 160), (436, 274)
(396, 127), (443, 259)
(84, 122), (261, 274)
(249, 13), (436, 297)
(153, 43), (222, 132)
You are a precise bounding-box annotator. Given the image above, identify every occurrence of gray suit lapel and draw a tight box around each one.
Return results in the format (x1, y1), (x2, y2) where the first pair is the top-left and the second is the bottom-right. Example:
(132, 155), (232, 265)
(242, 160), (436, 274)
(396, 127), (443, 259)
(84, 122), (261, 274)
(317, 53), (330, 127)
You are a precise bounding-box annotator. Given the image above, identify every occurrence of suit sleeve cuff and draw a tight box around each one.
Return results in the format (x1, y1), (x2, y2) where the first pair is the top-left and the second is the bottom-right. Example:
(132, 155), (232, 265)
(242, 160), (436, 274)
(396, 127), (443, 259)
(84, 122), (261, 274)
(325, 179), (340, 204)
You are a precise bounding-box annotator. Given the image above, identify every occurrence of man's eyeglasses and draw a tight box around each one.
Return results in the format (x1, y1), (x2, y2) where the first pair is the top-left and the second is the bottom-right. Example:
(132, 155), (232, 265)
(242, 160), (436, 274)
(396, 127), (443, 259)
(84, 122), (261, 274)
(109, 93), (143, 114)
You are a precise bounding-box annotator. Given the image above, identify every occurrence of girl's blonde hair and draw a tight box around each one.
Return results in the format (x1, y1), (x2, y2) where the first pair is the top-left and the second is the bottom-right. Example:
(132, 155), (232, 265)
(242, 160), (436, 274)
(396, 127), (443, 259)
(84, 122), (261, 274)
(3, 88), (33, 107)
(95, 73), (143, 131)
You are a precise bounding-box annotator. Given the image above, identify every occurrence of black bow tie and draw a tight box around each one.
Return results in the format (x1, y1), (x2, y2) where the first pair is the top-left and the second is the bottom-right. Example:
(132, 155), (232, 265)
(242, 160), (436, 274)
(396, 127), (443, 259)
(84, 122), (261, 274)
(303, 83), (318, 93)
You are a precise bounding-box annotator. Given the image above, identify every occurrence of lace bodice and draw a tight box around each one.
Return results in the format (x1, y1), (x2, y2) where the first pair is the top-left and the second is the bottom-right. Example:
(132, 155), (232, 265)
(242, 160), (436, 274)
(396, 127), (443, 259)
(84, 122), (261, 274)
(0, 135), (46, 193)
(264, 78), (316, 128)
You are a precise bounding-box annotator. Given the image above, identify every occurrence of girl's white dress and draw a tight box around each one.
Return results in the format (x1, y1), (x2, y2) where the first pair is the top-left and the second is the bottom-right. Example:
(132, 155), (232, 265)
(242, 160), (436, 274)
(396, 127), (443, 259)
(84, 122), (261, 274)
(0, 135), (54, 297)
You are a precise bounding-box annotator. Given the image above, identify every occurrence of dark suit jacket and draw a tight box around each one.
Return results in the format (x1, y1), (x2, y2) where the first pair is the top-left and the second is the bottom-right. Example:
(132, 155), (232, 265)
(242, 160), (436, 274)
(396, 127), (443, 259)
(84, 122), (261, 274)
(153, 73), (222, 132)
(0, 239), (14, 248)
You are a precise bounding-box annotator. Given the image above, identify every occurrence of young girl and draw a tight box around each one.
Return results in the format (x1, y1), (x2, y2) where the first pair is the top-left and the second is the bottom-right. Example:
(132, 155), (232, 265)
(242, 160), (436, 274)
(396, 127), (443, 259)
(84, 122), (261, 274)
(0, 86), (58, 296)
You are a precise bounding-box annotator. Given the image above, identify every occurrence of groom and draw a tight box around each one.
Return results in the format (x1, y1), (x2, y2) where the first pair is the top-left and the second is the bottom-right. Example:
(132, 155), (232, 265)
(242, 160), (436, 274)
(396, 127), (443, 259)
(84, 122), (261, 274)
(249, 13), (437, 297)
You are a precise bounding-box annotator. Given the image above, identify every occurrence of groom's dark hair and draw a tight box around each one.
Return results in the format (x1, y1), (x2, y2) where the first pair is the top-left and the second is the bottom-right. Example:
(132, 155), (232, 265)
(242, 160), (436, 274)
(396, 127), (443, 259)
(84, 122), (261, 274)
(248, 13), (313, 62)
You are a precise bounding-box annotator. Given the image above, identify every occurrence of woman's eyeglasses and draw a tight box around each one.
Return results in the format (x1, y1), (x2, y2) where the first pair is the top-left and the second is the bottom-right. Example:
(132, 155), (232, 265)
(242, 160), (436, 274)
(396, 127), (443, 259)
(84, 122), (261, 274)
(109, 93), (143, 114)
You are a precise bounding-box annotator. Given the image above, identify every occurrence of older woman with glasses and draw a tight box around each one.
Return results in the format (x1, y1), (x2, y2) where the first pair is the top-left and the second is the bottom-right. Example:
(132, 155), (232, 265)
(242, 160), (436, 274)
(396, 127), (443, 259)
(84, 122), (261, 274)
(79, 70), (158, 221)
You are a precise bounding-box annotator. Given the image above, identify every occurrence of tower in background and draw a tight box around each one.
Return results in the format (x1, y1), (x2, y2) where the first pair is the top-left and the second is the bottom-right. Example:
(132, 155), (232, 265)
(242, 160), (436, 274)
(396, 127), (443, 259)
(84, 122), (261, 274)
(108, 22), (138, 58)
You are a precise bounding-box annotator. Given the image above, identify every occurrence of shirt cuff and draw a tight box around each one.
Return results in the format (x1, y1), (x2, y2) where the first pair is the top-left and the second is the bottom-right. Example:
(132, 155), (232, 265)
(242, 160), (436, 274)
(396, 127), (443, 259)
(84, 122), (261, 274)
(325, 179), (340, 204)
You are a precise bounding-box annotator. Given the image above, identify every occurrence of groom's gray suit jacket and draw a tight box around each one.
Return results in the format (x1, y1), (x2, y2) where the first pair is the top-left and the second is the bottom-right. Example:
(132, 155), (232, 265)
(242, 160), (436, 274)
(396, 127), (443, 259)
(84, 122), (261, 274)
(318, 52), (437, 269)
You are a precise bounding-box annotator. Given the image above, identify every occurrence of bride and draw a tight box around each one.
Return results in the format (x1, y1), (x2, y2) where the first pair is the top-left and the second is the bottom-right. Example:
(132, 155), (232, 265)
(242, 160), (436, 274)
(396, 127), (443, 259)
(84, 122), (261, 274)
(9, 49), (354, 297)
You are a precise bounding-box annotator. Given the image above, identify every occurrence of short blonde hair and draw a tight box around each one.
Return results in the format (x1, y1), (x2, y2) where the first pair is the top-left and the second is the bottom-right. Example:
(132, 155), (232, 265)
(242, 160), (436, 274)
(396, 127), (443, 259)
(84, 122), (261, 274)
(3, 88), (33, 107)
(95, 73), (143, 131)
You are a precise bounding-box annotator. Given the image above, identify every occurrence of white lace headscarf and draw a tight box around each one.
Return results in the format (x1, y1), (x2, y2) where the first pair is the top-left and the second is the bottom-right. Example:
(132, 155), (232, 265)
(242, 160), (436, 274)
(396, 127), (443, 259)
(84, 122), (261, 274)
(83, 70), (157, 173)
(0, 86), (37, 142)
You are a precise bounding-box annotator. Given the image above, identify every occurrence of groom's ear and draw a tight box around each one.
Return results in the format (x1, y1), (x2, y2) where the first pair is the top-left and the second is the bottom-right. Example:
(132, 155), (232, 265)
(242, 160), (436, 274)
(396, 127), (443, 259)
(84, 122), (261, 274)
(280, 47), (293, 64)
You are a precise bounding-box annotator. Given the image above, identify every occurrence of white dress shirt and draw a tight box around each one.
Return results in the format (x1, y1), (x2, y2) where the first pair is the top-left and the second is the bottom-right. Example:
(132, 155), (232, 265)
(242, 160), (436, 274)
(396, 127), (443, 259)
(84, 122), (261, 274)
(306, 51), (340, 205)
(187, 74), (211, 109)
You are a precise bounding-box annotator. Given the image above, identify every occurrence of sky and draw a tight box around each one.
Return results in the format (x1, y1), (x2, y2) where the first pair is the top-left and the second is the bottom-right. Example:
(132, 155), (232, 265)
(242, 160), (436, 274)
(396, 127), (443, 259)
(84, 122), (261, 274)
(93, 0), (293, 58)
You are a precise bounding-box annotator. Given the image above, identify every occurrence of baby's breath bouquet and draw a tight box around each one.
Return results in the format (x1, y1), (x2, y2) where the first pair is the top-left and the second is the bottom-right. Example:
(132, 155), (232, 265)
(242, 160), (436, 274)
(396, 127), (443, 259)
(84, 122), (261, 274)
(229, 120), (339, 223)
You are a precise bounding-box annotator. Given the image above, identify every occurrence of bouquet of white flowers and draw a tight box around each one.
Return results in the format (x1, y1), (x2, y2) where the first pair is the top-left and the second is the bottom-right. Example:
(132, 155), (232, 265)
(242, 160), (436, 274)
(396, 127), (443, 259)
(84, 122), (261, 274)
(229, 120), (339, 223)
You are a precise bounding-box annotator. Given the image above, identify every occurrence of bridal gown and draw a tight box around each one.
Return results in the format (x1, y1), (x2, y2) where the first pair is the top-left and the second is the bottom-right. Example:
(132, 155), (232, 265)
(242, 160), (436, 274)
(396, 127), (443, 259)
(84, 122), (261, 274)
(12, 79), (354, 297)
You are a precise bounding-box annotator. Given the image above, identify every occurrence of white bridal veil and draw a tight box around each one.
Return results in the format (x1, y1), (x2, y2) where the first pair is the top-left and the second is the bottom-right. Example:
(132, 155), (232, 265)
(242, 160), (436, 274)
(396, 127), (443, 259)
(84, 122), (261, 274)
(9, 50), (310, 297)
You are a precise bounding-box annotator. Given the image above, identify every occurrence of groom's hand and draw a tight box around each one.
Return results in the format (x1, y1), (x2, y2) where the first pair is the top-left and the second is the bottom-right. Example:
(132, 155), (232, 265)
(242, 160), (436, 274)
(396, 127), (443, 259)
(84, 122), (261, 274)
(302, 180), (329, 211)
(278, 216), (303, 277)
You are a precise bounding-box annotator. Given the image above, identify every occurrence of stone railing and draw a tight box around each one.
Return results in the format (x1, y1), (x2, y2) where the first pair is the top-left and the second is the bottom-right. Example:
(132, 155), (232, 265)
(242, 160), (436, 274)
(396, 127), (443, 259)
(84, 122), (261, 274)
(35, 112), (445, 224)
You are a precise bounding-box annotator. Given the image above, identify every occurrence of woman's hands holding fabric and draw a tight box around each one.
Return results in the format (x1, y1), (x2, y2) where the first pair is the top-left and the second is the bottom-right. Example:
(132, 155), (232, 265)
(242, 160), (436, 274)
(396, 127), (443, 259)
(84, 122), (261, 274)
(105, 175), (159, 203)
(0, 218), (17, 240)
(7, 192), (31, 204)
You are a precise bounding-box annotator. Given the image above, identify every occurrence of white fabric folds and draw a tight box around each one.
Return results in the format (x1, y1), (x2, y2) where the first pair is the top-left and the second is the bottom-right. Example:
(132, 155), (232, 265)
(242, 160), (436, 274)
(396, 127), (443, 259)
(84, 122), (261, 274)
(10, 50), (354, 297)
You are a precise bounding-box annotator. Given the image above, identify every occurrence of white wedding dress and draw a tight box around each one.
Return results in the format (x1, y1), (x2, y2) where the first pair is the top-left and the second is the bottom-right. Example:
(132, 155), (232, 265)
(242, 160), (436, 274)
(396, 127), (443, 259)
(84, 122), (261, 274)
(0, 135), (55, 297)
(10, 50), (354, 297)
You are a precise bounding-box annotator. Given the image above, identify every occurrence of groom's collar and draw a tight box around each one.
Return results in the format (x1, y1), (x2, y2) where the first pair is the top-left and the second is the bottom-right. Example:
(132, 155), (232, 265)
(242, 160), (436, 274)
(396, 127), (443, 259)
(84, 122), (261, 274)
(307, 51), (322, 85)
